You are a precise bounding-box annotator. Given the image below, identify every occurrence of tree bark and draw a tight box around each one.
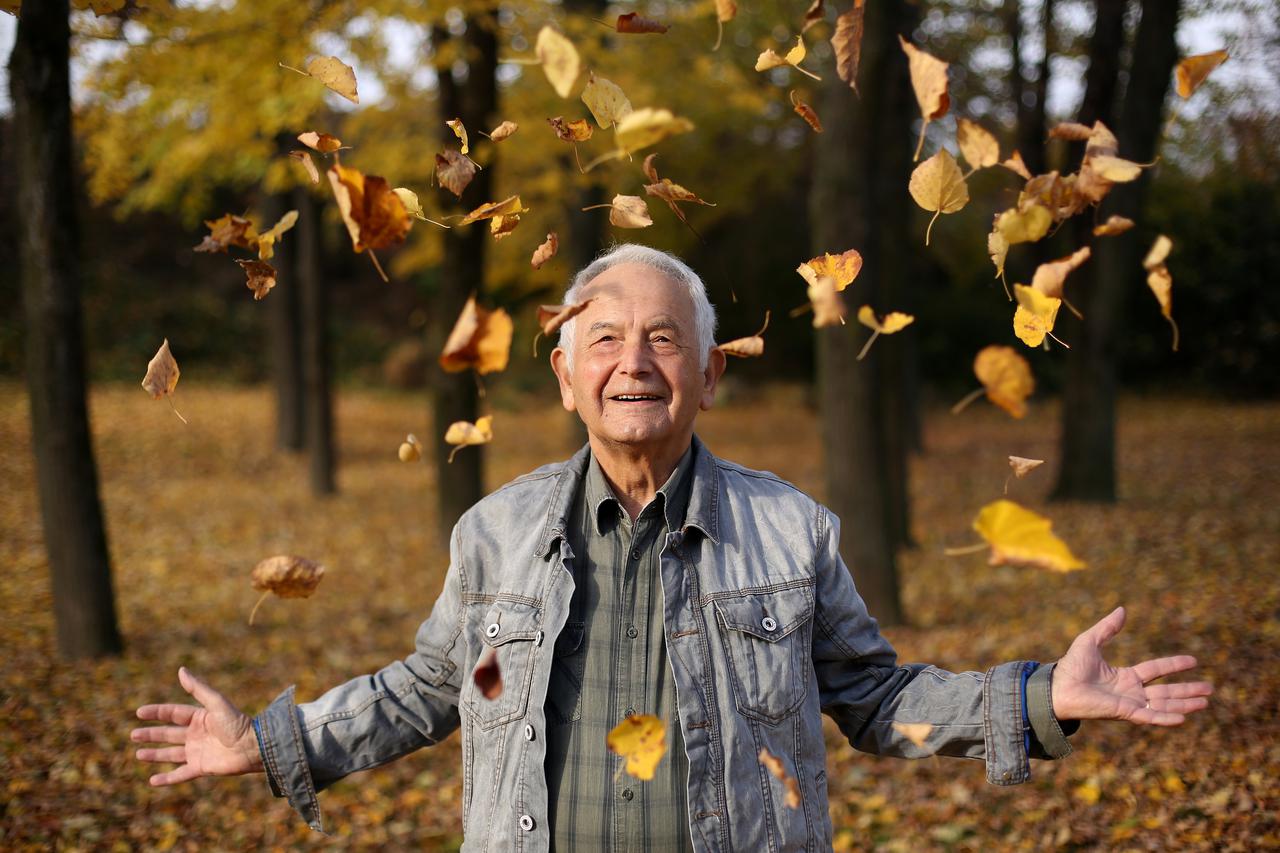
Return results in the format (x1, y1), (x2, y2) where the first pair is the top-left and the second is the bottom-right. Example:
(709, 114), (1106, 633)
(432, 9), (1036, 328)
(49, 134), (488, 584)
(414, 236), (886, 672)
(295, 186), (335, 495)
(1008, 0), (1057, 177)
(428, 11), (498, 541)
(810, 1), (920, 626)
(12, 0), (123, 660)
(1053, 0), (1181, 502)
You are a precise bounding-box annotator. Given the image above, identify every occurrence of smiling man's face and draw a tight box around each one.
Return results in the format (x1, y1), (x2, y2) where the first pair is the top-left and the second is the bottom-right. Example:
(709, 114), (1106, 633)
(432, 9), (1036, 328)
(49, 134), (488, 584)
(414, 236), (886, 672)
(550, 262), (725, 460)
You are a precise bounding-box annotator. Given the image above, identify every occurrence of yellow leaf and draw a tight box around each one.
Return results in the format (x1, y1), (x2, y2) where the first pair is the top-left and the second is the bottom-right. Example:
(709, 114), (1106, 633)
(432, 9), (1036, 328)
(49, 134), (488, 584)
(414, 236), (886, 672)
(1093, 215), (1134, 237)
(581, 72), (633, 129)
(995, 204), (1052, 245)
(535, 26), (580, 98)
(1176, 50), (1228, 99)
(613, 107), (695, 156)
(607, 714), (667, 781)
(898, 36), (950, 160)
(1013, 284), (1061, 348)
(892, 722), (933, 748)
(446, 118), (469, 155)
(973, 499), (1085, 572)
(1030, 247), (1090, 299)
(797, 248), (863, 292)
(1142, 235), (1178, 351)
(717, 311), (770, 358)
(755, 37), (818, 80)
(908, 150), (968, 245)
(1088, 154), (1143, 182)
(392, 187), (427, 221)
(256, 210), (298, 261)
(444, 415), (494, 463)
(1143, 234), (1173, 269)
(857, 305), (914, 334)
(398, 433), (423, 462)
(547, 116), (594, 142)
(194, 213), (257, 253)
(489, 213), (521, 240)
(758, 748), (801, 809)
(457, 195), (527, 227)
(304, 56), (358, 104)
(973, 345), (1034, 419)
(486, 120), (518, 142)
(296, 131), (343, 153)
(439, 295), (514, 375)
(988, 230), (1010, 281)
(957, 118), (999, 172)
(807, 275), (847, 328)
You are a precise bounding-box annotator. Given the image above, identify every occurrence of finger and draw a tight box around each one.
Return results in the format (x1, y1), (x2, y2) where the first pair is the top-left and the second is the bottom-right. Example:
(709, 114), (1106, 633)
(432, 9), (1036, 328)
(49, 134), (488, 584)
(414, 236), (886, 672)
(1128, 705), (1187, 726)
(150, 764), (203, 786)
(131, 726), (188, 745)
(1131, 655), (1198, 683)
(136, 746), (187, 764)
(1145, 681), (1214, 700)
(178, 667), (227, 711)
(1086, 605), (1126, 647)
(1147, 697), (1210, 714)
(136, 704), (199, 725)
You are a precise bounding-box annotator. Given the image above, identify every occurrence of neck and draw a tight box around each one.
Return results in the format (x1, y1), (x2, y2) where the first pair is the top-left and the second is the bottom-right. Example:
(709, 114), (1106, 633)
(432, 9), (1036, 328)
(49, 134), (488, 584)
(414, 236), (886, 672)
(588, 434), (691, 520)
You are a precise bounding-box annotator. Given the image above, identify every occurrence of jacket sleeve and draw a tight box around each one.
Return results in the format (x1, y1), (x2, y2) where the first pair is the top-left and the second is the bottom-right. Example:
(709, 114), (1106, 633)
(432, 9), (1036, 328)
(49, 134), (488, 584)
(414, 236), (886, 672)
(253, 523), (470, 832)
(811, 506), (1065, 786)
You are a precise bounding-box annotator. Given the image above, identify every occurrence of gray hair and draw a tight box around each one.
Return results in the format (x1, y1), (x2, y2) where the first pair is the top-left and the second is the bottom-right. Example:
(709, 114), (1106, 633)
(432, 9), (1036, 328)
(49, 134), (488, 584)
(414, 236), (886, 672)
(557, 244), (718, 370)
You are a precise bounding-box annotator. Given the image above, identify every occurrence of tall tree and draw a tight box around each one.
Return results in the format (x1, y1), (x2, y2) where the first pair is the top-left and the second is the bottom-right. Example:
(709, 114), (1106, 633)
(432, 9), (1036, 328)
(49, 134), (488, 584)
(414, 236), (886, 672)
(427, 9), (498, 542)
(264, 174), (305, 453)
(811, 1), (921, 626)
(12, 0), (123, 659)
(1007, 0), (1057, 177)
(295, 186), (335, 495)
(1054, 0), (1181, 501)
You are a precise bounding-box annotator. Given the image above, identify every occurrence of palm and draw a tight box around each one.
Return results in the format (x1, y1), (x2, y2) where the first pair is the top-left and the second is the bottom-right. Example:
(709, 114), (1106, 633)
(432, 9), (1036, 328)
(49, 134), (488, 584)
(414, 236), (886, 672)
(182, 706), (255, 776)
(1049, 607), (1213, 726)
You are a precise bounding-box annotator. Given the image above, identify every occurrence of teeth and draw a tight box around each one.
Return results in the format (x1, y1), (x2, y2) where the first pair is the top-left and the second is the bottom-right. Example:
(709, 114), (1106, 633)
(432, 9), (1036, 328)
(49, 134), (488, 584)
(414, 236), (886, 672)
(615, 395), (657, 401)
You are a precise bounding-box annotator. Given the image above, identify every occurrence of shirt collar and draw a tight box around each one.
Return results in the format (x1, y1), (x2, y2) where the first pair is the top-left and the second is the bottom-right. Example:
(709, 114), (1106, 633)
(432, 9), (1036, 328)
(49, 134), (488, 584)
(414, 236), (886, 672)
(586, 442), (696, 535)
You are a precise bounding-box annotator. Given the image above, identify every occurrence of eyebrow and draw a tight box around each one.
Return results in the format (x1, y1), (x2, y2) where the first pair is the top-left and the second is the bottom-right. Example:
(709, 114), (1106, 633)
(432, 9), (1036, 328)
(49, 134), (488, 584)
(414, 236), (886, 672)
(586, 315), (685, 336)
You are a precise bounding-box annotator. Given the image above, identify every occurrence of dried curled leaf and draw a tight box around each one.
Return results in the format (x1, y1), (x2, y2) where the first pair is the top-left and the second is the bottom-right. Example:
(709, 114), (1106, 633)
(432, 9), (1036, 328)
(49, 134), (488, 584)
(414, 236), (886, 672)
(237, 259), (278, 301)
(642, 156), (715, 226)
(435, 150), (479, 199)
(973, 345), (1034, 419)
(796, 248), (863, 292)
(531, 232), (559, 269)
(717, 311), (770, 358)
(474, 647), (502, 699)
(458, 196), (528, 227)
(289, 150), (320, 184)
(892, 722), (933, 748)
(583, 194), (653, 229)
(1176, 50), (1228, 99)
(581, 72), (633, 130)
(899, 36), (950, 160)
(446, 118), (469, 155)
(537, 300), (592, 337)
(398, 433), (423, 462)
(297, 131), (343, 153)
(328, 163), (412, 253)
(1008, 456), (1044, 478)
(439, 295), (514, 375)
(909, 150), (969, 245)
(758, 748), (801, 809)
(831, 0), (866, 92)
(194, 214), (257, 253)
(486, 120), (518, 142)
(302, 56), (358, 104)
(790, 90), (823, 133)
(548, 116), (594, 142)
(1031, 247), (1090, 299)
(972, 500), (1085, 572)
(489, 214), (521, 241)
(1142, 235), (1179, 351)
(1093, 215), (1134, 237)
(536, 26), (580, 98)
(607, 714), (667, 781)
(1002, 151), (1032, 180)
(857, 305), (914, 334)
(141, 339), (180, 399)
(957, 118), (999, 172)
(249, 555), (326, 625)
(444, 415), (494, 463)
(1048, 121), (1093, 142)
(615, 12), (669, 34)
(801, 0), (826, 33)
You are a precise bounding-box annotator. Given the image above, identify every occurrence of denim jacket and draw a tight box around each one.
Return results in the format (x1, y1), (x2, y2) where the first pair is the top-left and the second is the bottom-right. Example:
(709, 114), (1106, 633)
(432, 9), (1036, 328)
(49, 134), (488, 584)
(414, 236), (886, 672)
(254, 437), (1066, 851)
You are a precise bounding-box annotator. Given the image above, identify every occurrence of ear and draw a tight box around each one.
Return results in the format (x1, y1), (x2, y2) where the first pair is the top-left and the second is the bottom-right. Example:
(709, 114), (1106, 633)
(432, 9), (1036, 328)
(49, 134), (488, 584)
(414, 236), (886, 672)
(699, 346), (727, 411)
(549, 347), (577, 413)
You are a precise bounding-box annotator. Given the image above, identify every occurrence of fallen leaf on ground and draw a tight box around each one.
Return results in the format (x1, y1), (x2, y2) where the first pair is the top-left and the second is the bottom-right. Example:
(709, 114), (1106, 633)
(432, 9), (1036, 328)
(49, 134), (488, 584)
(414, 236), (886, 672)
(607, 714), (667, 781)
(249, 555), (325, 625)
(758, 748), (801, 808)
(444, 415), (493, 463)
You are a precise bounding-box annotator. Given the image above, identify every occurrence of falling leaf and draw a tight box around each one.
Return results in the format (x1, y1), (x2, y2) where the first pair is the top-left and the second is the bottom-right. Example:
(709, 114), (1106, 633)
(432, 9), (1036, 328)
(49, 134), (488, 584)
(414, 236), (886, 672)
(255, 210), (298, 261)
(249, 555), (325, 625)
(236, 259), (278, 301)
(296, 131), (343, 153)
(968, 345), (1034, 419)
(581, 72), (633, 129)
(715, 0), (737, 23)
(801, 0), (825, 33)
(856, 305), (915, 360)
(445, 118), (469, 155)
(642, 156), (715, 227)
(717, 311), (770, 358)
(899, 36), (950, 160)
(485, 120), (519, 142)
(1002, 151), (1032, 180)
(1088, 155), (1144, 182)
(289, 150), (320, 184)
(489, 214), (521, 240)
(755, 36), (821, 81)
(972, 499), (1085, 572)
(830, 0), (865, 91)
(808, 275), (847, 328)
(1093, 215), (1134, 237)
(1142, 235), (1179, 351)
(989, 204), (1052, 281)
(1030, 247), (1090, 299)
(535, 26), (580, 98)
(327, 163), (412, 253)
(892, 722), (933, 748)
(474, 647), (502, 699)
(457, 195), (528, 227)
(797, 248), (863, 291)
(548, 116), (594, 142)
(1013, 284), (1064, 348)
(758, 748), (801, 808)
(393, 188), (428, 222)
(908, 149), (969, 245)
(537, 300), (592, 337)
(194, 214), (257, 253)
(439, 295), (514, 375)
(1176, 50), (1228, 98)
(957, 118), (999, 172)
(615, 12), (669, 34)
(435, 150), (479, 198)
(1008, 456), (1044, 478)
(287, 56), (358, 104)
(398, 433), (423, 462)
(1048, 121), (1094, 141)
(607, 714), (667, 781)
(141, 339), (187, 424)
(531, 232), (559, 269)
(582, 194), (653, 229)
(444, 414), (494, 463)
(612, 107), (695, 156)
(790, 90), (823, 132)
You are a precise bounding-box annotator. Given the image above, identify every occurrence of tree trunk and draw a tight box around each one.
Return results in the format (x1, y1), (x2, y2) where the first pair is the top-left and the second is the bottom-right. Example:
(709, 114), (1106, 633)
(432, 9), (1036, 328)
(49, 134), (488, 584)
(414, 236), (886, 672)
(428, 12), (498, 542)
(267, 180), (305, 452)
(810, 1), (920, 626)
(1053, 0), (1180, 502)
(1011, 0), (1055, 177)
(295, 186), (335, 495)
(12, 0), (123, 660)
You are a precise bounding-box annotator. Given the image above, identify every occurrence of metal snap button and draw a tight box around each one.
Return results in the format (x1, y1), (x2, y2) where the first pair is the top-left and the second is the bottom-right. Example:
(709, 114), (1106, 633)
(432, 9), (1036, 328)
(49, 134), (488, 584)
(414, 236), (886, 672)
(621, 788), (634, 801)
(524, 724), (535, 741)
(485, 622), (500, 638)
(625, 707), (635, 718)
(535, 630), (544, 646)
(626, 624), (638, 639)
(519, 814), (535, 831)
(630, 550), (640, 560)
(761, 616), (778, 632)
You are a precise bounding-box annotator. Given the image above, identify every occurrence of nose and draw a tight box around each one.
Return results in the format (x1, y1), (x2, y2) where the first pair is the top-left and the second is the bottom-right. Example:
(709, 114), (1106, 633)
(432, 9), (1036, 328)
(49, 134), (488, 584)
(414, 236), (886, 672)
(617, 335), (653, 376)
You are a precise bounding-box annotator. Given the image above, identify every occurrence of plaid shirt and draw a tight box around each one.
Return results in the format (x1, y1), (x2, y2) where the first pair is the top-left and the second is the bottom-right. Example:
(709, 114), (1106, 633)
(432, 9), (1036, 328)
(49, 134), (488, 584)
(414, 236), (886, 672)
(543, 445), (696, 852)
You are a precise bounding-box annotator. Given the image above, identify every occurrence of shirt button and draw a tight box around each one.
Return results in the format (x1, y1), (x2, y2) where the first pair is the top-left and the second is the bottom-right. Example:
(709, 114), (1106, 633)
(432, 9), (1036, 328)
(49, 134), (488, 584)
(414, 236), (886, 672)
(524, 724), (535, 741)
(626, 624), (638, 639)
(630, 550), (640, 560)
(485, 622), (500, 638)
(621, 788), (634, 801)
(519, 814), (535, 831)
(761, 616), (778, 632)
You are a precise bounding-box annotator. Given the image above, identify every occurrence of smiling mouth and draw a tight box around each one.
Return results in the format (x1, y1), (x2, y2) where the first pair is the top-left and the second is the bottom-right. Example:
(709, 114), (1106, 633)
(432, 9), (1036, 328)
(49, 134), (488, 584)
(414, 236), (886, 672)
(610, 394), (663, 403)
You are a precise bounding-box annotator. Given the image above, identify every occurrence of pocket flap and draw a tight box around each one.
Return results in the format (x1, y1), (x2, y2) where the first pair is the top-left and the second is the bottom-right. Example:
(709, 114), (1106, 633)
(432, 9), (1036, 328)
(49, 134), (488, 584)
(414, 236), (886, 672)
(479, 599), (542, 647)
(713, 585), (813, 642)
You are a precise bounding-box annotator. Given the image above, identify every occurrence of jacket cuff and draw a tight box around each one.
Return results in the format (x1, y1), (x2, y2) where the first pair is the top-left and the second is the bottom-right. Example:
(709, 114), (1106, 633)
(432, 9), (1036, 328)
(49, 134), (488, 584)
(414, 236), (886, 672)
(251, 717), (282, 797)
(983, 661), (1036, 785)
(254, 685), (326, 834)
(1027, 662), (1078, 759)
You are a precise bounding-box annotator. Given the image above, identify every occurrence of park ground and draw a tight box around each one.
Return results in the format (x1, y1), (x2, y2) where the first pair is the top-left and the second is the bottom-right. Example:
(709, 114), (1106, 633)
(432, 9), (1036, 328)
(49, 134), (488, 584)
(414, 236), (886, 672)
(0, 382), (1276, 851)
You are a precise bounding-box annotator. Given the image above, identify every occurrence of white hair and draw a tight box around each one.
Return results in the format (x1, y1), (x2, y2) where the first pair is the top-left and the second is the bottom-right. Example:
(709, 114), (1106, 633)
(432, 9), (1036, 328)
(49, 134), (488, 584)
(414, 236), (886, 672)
(557, 244), (718, 370)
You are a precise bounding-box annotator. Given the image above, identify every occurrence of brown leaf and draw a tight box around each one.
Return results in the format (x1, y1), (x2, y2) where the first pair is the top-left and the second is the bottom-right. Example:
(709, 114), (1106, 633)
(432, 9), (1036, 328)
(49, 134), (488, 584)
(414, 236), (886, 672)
(289, 150), (320, 184)
(486, 120), (519, 142)
(643, 167), (715, 227)
(801, 0), (825, 34)
(1142, 235), (1179, 351)
(439, 295), (514, 375)
(548, 116), (594, 142)
(807, 275), (847, 328)
(327, 163), (413, 253)
(296, 131), (343, 153)
(194, 213), (257, 253)
(1048, 121), (1093, 141)
(236, 259), (278, 301)
(474, 647), (503, 699)
(141, 338), (180, 399)
(531, 232), (559, 269)
(249, 555), (325, 625)
(536, 299), (592, 337)
(717, 310), (770, 358)
(1008, 456), (1045, 478)
(489, 213), (521, 241)
(790, 90), (823, 132)
(435, 150), (479, 199)
(616, 12), (669, 34)
(758, 748), (801, 809)
(899, 35), (949, 160)
(831, 0), (865, 92)
(1002, 150), (1032, 180)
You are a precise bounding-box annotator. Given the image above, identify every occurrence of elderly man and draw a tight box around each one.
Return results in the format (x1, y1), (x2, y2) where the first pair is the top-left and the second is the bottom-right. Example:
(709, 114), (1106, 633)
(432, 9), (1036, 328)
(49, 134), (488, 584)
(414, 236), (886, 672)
(132, 245), (1211, 851)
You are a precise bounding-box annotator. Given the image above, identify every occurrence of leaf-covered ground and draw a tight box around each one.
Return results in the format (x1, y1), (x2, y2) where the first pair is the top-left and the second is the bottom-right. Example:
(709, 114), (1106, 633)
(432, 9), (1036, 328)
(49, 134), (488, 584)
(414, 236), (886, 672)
(1, 383), (1275, 851)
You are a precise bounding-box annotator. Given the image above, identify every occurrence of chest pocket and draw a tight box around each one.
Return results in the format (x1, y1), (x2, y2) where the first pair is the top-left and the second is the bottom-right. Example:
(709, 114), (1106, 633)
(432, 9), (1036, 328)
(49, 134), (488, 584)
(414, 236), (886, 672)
(465, 599), (542, 730)
(713, 584), (814, 723)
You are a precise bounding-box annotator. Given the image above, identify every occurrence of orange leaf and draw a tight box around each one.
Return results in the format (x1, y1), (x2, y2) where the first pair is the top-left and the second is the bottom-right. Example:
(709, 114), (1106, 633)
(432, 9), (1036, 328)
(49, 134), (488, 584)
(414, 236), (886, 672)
(439, 296), (514, 375)
(458, 195), (528, 227)
(790, 90), (823, 132)
(537, 299), (593, 337)
(1001, 150), (1032, 180)
(758, 748), (801, 809)
(547, 116), (594, 142)
(1092, 215), (1134, 237)
(531, 232), (559, 269)
(289, 150), (320, 184)
(1175, 50), (1228, 99)
(797, 248), (863, 291)
(1142, 235), (1179, 351)
(296, 131), (343, 153)
(327, 163), (413, 253)
(194, 213), (257, 253)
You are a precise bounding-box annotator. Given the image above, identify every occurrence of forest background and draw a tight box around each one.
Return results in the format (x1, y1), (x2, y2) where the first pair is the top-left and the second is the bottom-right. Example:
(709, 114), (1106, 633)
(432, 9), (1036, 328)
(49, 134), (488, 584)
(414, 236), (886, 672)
(2, 0), (1278, 849)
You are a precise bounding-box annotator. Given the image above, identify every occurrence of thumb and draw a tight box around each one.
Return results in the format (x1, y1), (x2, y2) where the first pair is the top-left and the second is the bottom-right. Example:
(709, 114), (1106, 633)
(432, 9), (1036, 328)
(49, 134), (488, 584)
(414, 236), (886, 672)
(1086, 605), (1126, 647)
(178, 666), (227, 711)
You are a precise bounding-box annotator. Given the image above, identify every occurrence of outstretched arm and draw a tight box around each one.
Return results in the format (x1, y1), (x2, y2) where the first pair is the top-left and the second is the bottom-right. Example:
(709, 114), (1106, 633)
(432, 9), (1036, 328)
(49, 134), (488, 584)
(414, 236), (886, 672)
(131, 666), (262, 786)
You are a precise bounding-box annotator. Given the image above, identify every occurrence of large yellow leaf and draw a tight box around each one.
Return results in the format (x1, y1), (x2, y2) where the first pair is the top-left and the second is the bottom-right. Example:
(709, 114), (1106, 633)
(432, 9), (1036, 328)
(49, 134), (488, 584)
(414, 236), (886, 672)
(973, 345), (1034, 419)
(908, 150), (968, 245)
(607, 714), (667, 781)
(304, 56), (358, 104)
(1012, 284), (1061, 348)
(535, 26), (580, 98)
(796, 248), (863, 292)
(972, 500), (1085, 572)
(581, 72), (633, 129)
(898, 36), (949, 160)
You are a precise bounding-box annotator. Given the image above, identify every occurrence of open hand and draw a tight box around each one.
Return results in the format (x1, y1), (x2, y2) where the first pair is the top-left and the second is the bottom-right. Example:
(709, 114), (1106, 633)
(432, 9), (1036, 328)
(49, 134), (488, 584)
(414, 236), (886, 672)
(1051, 606), (1213, 725)
(131, 667), (262, 786)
